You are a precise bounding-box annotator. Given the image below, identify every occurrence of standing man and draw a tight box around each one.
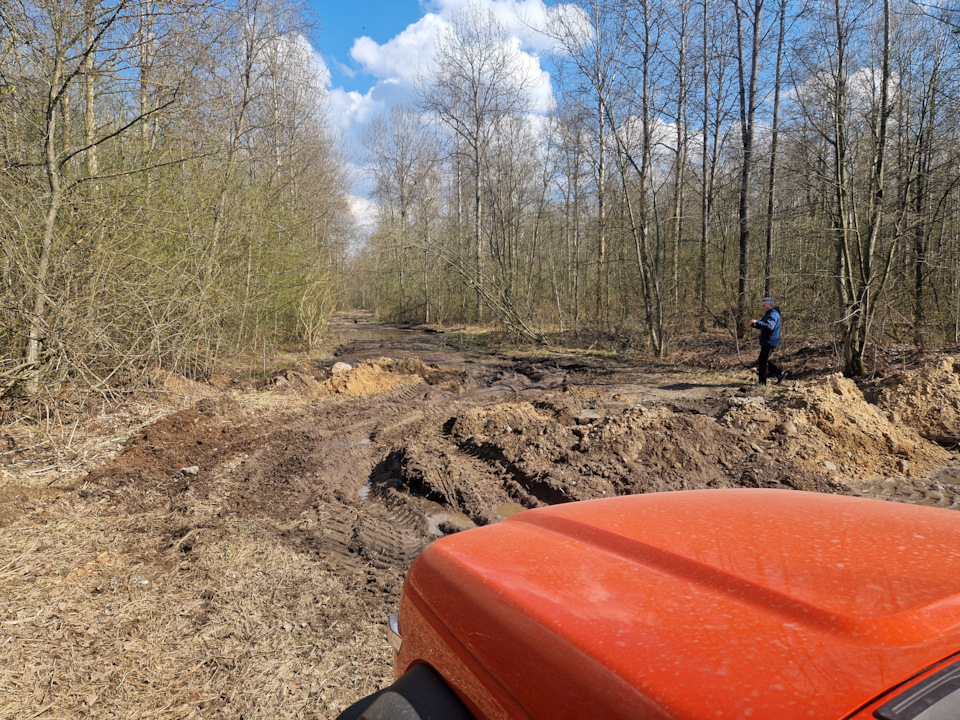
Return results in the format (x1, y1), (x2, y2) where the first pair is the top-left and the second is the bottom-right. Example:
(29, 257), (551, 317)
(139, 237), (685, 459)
(749, 298), (788, 386)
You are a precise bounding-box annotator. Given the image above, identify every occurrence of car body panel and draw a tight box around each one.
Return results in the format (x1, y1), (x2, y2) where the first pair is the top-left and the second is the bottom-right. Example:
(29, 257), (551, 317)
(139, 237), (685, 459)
(395, 489), (960, 719)
(847, 653), (960, 719)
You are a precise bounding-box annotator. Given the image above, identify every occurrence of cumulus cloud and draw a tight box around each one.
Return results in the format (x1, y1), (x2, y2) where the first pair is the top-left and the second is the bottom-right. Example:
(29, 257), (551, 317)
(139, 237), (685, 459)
(505, 35), (554, 113)
(346, 0), (569, 115)
(301, 35), (333, 88)
(327, 79), (419, 150)
(319, 0), (582, 226)
(264, 33), (331, 91)
(349, 195), (379, 230)
(350, 13), (447, 85)
(427, 0), (568, 52)
(327, 88), (379, 133)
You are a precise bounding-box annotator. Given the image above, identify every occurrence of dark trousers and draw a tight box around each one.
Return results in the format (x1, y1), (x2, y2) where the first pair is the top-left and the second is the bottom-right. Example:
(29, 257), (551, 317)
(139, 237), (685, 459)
(758, 346), (783, 384)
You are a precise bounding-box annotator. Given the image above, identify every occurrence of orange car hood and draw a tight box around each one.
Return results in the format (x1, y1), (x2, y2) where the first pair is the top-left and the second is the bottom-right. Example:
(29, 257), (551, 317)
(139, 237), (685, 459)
(403, 489), (960, 719)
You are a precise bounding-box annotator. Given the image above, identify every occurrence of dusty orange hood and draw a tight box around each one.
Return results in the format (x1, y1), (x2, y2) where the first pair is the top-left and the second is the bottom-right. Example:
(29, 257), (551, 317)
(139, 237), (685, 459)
(402, 489), (960, 719)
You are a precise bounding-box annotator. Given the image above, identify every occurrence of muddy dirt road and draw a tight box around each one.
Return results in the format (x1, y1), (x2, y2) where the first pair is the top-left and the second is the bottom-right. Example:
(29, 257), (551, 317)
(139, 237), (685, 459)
(1, 312), (959, 719)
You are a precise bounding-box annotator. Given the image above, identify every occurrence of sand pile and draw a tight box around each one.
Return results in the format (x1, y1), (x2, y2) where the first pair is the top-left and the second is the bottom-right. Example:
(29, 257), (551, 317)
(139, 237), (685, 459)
(722, 373), (951, 479)
(869, 357), (960, 443)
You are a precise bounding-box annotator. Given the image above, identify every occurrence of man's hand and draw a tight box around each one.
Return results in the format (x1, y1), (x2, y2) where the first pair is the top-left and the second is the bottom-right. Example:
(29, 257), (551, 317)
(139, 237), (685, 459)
(749, 319), (757, 328)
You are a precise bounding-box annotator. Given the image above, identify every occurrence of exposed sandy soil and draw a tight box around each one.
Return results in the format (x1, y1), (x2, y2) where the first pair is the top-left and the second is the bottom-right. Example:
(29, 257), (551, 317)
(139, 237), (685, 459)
(1, 311), (959, 719)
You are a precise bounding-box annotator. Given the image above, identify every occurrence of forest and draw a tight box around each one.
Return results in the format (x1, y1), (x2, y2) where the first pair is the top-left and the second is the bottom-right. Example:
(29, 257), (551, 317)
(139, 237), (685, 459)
(0, 0), (353, 398)
(359, 0), (960, 377)
(2, 0), (960, 404)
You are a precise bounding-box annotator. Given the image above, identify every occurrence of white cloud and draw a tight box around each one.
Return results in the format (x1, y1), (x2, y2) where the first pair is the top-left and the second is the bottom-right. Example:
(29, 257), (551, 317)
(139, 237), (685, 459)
(327, 79), (421, 151)
(506, 35), (554, 113)
(331, 58), (356, 79)
(350, 13), (447, 85)
(427, 0), (565, 52)
(545, 2), (593, 48)
(320, 0), (582, 227)
(343, 1), (566, 118)
(349, 195), (379, 229)
(301, 35), (333, 88)
(264, 33), (331, 91)
(328, 88), (382, 133)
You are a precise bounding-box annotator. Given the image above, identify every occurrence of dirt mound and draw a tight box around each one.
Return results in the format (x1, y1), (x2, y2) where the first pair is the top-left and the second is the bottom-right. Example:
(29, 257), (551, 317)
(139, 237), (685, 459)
(450, 402), (552, 439)
(316, 357), (428, 397)
(83, 397), (249, 492)
(259, 360), (327, 393)
(383, 397), (839, 530)
(258, 357), (462, 399)
(722, 374), (951, 480)
(868, 357), (960, 444)
(846, 466), (960, 510)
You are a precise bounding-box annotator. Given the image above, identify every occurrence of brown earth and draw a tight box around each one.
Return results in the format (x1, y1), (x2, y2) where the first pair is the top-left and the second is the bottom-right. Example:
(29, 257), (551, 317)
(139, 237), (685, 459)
(1, 311), (959, 719)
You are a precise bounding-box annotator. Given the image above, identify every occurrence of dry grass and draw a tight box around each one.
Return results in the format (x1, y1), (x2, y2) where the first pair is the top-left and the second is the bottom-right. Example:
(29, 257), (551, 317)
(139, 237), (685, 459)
(0, 500), (394, 719)
(0, 400), (172, 491)
(0, 391), (396, 720)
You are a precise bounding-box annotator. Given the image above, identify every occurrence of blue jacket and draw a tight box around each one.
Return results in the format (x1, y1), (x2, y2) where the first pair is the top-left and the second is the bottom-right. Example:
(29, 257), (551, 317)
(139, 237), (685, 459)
(754, 307), (781, 347)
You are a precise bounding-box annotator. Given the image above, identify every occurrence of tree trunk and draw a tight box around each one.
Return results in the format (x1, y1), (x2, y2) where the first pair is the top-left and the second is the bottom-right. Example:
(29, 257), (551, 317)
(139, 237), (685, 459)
(27, 46), (66, 373)
(763, 0), (786, 297)
(735, 0), (763, 333)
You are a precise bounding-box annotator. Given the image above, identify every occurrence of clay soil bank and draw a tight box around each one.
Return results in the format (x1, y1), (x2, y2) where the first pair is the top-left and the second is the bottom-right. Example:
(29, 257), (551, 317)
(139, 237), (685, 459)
(1, 312), (959, 719)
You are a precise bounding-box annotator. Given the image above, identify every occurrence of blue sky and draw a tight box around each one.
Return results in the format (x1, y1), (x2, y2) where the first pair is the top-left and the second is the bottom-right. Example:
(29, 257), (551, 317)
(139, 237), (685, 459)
(303, 0), (572, 224)
(311, 1), (426, 95)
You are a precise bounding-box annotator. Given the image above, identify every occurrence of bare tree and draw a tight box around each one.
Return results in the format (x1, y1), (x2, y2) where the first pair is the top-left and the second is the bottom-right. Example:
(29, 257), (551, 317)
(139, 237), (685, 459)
(420, 1), (535, 322)
(795, 0), (894, 376)
(762, 0), (788, 297)
(364, 105), (441, 322)
(693, 0), (738, 331)
(613, 0), (668, 356)
(666, 0), (692, 307)
(888, 10), (960, 346)
(12, 0), (200, 376)
(548, 0), (628, 329)
(733, 0), (765, 332)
